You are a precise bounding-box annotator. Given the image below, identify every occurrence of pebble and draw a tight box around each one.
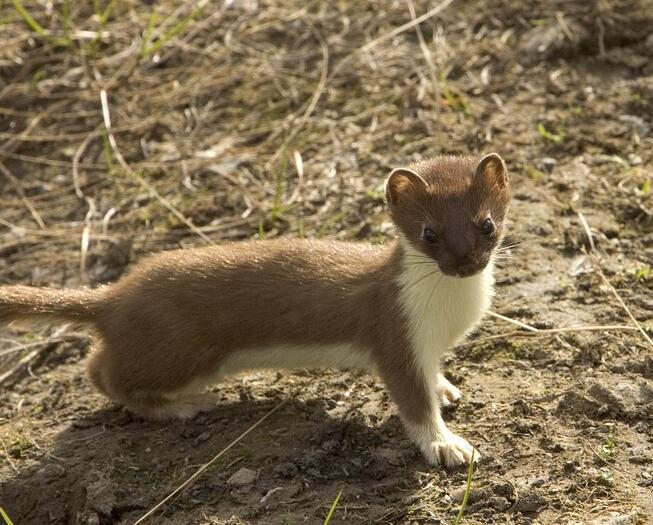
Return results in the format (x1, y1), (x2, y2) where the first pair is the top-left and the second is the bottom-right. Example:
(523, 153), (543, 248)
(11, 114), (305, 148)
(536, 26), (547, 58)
(537, 157), (557, 172)
(227, 467), (258, 486)
(628, 455), (649, 465)
(193, 431), (211, 445)
(513, 490), (546, 513)
(260, 486), (283, 504)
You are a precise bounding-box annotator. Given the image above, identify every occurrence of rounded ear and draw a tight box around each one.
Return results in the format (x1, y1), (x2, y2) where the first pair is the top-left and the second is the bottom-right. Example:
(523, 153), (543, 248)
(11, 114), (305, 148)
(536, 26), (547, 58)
(384, 167), (428, 206)
(476, 152), (508, 188)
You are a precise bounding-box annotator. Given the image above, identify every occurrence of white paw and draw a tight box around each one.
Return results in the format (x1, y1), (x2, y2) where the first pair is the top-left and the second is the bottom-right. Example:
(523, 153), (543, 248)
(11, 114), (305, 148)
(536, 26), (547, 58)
(164, 393), (220, 419)
(437, 375), (462, 407)
(421, 433), (480, 468)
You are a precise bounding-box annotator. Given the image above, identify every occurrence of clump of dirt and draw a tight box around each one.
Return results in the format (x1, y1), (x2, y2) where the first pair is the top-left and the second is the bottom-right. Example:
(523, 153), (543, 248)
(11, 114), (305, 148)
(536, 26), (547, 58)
(1, 0), (652, 523)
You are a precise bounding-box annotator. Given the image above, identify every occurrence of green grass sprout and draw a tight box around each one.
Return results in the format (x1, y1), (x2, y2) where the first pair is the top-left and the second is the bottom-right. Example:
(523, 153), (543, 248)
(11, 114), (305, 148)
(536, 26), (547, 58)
(454, 449), (476, 525)
(322, 489), (342, 525)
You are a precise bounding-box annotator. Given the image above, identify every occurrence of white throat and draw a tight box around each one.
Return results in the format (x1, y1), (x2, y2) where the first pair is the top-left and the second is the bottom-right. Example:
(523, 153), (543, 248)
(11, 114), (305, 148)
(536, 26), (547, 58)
(396, 237), (494, 375)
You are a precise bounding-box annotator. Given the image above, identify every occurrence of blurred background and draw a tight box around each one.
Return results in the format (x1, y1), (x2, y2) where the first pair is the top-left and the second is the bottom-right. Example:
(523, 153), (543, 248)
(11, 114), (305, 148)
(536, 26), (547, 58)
(1, 1), (652, 524)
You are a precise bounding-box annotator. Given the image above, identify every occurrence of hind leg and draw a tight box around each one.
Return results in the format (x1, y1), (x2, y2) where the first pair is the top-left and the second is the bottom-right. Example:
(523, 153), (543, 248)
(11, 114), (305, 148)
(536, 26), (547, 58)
(87, 343), (223, 419)
(122, 392), (221, 420)
(86, 347), (112, 398)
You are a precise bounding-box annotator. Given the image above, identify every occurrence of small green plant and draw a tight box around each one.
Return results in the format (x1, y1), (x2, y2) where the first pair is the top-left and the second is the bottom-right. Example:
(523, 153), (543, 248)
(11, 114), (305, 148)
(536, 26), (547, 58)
(7, 431), (32, 459)
(598, 467), (614, 487)
(259, 143), (299, 235)
(601, 436), (618, 457)
(0, 506), (15, 525)
(12, 0), (71, 47)
(101, 130), (114, 173)
(297, 216), (305, 238)
(530, 17), (551, 26)
(366, 188), (385, 201)
(87, 0), (116, 51)
(634, 266), (651, 281)
(522, 163), (546, 182)
(537, 122), (565, 144)
(140, 3), (206, 58)
(257, 217), (265, 239)
(454, 449), (475, 524)
(440, 71), (471, 115)
(322, 489), (342, 525)
(632, 92), (646, 106)
(317, 211), (348, 238)
(270, 149), (288, 226)
(640, 178), (650, 195)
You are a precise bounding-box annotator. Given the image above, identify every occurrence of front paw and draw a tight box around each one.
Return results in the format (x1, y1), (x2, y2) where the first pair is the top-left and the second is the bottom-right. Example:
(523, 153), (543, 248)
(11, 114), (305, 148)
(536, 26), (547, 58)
(421, 433), (480, 468)
(437, 374), (462, 407)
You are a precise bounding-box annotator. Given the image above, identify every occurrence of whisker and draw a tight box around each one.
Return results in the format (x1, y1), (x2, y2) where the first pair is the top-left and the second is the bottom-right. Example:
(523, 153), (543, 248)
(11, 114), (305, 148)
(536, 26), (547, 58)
(400, 269), (440, 294)
(426, 274), (445, 309)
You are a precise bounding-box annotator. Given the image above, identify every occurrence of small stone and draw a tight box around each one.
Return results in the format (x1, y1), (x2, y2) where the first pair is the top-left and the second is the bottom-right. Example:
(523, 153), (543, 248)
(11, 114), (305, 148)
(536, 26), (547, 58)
(513, 490), (546, 513)
(227, 467), (257, 486)
(260, 487), (283, 504)
(529, 476), (548, 487)
(627, 153), (643, 166)
(85, 480), (116, 515)
(594, 511), (640, 525)
(487, 496), (511, 511)
(450, 487), (467, 503)
(194, 431), (211, 445)
(628, 455), (649, 465)
(537, 157), (557, 173)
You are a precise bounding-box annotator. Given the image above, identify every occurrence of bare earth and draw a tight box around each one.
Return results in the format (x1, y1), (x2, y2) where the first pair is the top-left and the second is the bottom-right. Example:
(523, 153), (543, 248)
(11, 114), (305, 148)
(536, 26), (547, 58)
(0, 1), (652, 524)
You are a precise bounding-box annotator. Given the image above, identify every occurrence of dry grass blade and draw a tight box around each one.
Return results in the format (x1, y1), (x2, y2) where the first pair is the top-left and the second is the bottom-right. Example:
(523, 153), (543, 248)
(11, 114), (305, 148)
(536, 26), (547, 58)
(361, 0), (455, 52)
(577, 211), (595, 252)
(99, 89), (213, 245)
(132, 396), (289, 525)
(406, 0), (441, 107)
(72, 133), (95, 199)
(0, 326), (72, 386)
(0, 161), (46, 229)
(460, 324), (639, 348)
(593, 260), (653, 349)
(265, 23), (329, 170)
(486, 310), (538, 332)
(79, 197), (96, 283)
(0, 334), (85, 358)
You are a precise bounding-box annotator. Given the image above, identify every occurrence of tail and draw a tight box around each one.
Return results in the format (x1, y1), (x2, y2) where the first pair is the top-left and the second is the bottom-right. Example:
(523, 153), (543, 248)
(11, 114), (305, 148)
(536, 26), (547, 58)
(0, 285), (105, 325)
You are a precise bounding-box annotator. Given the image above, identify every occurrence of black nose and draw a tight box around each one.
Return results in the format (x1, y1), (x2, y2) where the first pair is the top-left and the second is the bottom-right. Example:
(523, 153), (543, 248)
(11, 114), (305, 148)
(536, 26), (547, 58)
(455, 255), (474, 268)
(455, 258), (484, 277)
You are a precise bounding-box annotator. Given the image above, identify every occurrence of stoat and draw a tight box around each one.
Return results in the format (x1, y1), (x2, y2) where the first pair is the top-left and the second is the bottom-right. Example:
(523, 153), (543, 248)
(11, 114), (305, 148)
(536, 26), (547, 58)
(0, 153), (510, 468)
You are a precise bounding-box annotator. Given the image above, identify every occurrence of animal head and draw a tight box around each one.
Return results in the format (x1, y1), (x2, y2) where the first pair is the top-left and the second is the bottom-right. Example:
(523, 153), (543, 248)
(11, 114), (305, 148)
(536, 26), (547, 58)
(385, 154), (511, 277)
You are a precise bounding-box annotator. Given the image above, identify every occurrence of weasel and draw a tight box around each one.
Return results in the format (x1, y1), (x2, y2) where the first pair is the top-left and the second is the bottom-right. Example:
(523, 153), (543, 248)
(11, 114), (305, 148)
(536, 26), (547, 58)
(0, 153), (510, 468)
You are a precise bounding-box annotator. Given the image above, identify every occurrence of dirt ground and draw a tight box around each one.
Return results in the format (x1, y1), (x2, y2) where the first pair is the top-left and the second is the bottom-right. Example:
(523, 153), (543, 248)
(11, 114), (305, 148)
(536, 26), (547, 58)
(1, 1), (652, 524)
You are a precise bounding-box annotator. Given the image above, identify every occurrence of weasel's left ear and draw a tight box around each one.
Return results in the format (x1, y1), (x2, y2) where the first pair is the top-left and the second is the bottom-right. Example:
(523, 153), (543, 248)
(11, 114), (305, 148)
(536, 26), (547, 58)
(475, 153), (508, 188)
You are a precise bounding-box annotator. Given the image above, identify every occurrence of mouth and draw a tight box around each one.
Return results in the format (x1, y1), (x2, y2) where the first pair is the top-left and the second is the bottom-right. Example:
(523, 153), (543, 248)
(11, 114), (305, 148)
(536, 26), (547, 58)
(441, 262), (487, 278)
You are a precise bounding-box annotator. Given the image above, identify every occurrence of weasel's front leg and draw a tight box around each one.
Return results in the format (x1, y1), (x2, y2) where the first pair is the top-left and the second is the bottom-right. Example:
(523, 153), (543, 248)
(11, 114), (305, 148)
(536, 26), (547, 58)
(380, 362), (478, 467)
(437, 373), (462, 407)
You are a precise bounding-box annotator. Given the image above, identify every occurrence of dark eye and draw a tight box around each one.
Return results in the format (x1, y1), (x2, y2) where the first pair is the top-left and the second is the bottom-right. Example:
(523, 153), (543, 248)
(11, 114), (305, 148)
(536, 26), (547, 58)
(422, 227), (438, 243)
(481, 218), (495, 235)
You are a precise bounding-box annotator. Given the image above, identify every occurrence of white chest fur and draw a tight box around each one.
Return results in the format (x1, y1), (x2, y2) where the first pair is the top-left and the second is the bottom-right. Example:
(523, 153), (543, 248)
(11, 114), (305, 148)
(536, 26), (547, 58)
(397, 241), (494, 379)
